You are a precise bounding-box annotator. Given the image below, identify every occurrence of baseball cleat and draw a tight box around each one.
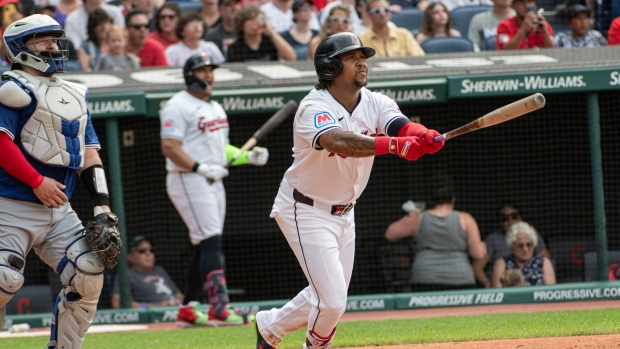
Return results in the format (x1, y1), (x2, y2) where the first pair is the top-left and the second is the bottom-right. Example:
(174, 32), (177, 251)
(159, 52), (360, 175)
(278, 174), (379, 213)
(176, 301), (215, 327)
(208, 305), (254, 326)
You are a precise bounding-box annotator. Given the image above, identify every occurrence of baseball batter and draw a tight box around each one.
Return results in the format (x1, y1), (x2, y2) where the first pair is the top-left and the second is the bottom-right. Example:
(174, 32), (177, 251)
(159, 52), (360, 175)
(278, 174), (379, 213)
(0, 15), (121, 349)
(160, 52), (268, 326)
(254, 32), (444, 349)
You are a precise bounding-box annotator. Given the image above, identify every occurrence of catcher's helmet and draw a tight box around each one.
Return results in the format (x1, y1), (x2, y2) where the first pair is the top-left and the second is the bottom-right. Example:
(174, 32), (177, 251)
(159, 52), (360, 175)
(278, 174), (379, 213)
(3, 14), (69, 73)
(183, 52), (219, 91)
(314, 32), (375, 81)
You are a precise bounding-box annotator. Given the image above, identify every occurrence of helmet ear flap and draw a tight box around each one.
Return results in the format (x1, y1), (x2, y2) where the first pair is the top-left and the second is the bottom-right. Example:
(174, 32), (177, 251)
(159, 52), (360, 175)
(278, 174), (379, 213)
(316, 54), (342, 80)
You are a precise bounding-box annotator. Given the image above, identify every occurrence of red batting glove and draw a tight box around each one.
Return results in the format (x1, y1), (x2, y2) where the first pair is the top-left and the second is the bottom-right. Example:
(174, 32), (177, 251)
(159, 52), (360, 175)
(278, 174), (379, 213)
(419, 129), (444, 154)
(376, 136), (424, 161)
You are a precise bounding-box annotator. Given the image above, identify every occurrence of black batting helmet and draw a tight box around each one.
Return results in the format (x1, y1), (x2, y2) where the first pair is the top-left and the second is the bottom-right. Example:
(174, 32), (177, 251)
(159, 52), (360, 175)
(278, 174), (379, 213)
(314, 32), (375, 81)
(183, 52), (219, 90)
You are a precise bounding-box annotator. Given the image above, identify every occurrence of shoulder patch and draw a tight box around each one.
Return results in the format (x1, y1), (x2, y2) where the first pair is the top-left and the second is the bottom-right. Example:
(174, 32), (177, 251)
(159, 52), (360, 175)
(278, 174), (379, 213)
(0, 81), (32, 108)
(162, 119), (175, 132)
(314, 112), (336, 128)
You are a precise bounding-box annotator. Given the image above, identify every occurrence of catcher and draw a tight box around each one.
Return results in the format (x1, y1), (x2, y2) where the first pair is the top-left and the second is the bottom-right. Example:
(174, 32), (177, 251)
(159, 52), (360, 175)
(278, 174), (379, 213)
(0, 14), (120, 349)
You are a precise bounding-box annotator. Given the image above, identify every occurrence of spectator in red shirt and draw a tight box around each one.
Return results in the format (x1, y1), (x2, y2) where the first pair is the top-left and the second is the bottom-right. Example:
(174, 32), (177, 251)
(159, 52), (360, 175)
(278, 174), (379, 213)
(608, 16), (620, 45)
(126, 9), (169, 67)
(496, 0), (554, 50)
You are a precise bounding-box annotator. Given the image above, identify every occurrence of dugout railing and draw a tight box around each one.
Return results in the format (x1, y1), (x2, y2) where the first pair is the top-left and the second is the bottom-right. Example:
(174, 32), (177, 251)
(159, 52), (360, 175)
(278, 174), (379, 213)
(9, 47), (620, 313)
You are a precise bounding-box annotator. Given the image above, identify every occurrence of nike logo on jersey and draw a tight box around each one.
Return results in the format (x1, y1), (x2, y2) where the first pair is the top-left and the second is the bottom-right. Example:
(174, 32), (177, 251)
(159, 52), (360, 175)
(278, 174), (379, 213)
(58, 98), (69, 104)
(314, 112), (336, 128)
(338, 116), (344, 121)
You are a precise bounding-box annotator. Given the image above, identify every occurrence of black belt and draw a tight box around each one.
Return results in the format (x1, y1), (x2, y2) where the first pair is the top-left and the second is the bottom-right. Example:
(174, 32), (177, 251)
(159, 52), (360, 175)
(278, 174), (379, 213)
(293, 189), (355, 216)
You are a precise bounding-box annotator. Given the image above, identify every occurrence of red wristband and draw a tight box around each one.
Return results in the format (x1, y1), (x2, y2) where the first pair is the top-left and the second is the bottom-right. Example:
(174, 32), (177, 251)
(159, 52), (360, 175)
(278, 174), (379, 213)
(375, 136), (391, 155)
(0, 132), (44, 188)
(398, 122), (427, 138)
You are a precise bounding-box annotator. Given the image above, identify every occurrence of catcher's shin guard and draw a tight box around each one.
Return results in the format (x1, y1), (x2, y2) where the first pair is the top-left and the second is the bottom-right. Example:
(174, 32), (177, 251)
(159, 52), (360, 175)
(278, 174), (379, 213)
(0, 250), (25, 307)
(47, 238), (104, 349)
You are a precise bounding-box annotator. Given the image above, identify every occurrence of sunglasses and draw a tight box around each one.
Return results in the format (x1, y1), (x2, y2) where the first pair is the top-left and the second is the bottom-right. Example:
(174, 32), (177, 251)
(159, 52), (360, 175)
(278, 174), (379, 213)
(159, 14), (176, 20)
(329, 16), (350, 25)
(500, 212), (520, 222)
(369, 7), (391, 15)
(514, 242), (534, 249)
(136, 247), (154, 254)
(130, 23), (149, 30)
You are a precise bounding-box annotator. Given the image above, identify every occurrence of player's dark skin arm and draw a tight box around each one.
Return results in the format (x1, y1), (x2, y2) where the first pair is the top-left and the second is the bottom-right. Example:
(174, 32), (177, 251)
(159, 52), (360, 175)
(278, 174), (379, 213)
(318, 128), (378, 158)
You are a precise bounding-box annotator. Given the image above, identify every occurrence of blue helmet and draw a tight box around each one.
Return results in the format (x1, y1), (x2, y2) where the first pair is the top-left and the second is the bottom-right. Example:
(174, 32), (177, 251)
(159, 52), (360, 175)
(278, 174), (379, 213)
(3, 14), (69, 73)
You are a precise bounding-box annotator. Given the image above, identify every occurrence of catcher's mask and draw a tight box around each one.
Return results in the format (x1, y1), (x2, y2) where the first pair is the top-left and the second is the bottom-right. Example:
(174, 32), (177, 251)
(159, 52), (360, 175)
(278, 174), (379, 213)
(183, 52), (219, 91)
(314, 32), (375, 81)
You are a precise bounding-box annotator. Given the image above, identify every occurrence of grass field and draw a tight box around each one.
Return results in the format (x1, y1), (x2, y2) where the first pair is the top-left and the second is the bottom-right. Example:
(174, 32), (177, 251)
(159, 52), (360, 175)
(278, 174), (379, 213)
(4, 308), (620, 349)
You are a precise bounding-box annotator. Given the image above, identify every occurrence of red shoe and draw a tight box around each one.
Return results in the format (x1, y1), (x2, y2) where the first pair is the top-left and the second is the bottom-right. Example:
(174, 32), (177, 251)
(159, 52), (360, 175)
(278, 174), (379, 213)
(176, 301), (212, 327)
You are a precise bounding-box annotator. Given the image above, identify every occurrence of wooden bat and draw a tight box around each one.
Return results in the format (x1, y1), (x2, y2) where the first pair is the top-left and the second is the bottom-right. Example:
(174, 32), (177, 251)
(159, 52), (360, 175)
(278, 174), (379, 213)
(434, 93), (546, 142)
(225, 99), (298, 168)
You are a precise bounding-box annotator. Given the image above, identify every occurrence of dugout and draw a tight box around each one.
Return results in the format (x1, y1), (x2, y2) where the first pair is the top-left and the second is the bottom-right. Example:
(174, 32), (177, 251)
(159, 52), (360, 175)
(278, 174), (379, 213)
(16, 46), (620, 311)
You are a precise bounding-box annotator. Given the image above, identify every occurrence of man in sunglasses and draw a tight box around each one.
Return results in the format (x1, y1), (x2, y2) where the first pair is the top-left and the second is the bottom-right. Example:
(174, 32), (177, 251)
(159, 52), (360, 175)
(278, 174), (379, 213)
(126, 9), (169, 66)
(111, 236), (184, 309)
(472, 203), (550, 288)
(358, 0), (425, 56)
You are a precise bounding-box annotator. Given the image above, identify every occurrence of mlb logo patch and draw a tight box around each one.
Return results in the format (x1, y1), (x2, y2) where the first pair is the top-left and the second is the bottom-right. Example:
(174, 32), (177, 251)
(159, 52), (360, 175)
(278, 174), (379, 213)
(314, 112), (336, 128)
(162, 119), (175, 131)
(350, 33), (359, 45)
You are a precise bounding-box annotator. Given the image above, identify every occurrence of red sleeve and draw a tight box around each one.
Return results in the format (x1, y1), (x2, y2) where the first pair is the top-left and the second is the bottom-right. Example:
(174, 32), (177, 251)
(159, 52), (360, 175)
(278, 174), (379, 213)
(609, 18), (620, 46)
(397, 122), (427, 138)
(496, 20), (509, 50)
(0, 132), (44, 188)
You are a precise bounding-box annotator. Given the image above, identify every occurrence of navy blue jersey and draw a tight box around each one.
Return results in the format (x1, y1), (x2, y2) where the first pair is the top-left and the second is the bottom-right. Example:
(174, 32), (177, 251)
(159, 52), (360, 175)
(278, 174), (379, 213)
(0, 80), (100, 203)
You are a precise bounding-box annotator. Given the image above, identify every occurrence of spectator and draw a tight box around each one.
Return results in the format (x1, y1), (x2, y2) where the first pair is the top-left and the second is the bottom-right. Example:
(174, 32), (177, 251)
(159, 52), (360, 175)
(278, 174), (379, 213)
(353, 0), (398, 35)
(204, 0), (242, 57)
(416, 2), (460, 44)
(64, 0), (125, 49)
(472, 203), (550, 288)
(424, 0), (492, 12)
(261, 0), (320, 33)
(308, 4), (351, 59)
(496, 0), (554, 50)
(359, 0), (424, 56)
(125, 9), (168, 66)
(200, 0), (221, 29)
(227, 5), (296, 62)
(385, 174), (486, 292)
(148, 2), (181, 48)
(555, 4), (607, 48)
(94, 25), (140, 70)
(491, 221), (556, 287)
(606, 16), (619, 45)
(467, 0), (514, 50)
(132, 0), (159, 32)
(77, 8), (111, 71)
(54, 0), (83, 28)
(499, 268), (525, 287)
(320, 0), (360, 27)
(165, 12), (224, 67)
(279, 0), (318, 55)
(111, 236), (183, 309)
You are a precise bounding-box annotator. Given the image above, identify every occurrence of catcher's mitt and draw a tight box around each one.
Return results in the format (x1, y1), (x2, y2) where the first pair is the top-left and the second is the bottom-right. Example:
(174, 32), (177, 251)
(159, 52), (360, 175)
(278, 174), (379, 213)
(83, 212), (122, 269)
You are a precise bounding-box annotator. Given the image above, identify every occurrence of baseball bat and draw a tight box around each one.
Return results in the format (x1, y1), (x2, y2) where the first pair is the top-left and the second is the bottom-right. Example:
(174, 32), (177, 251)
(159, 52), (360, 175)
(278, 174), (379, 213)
(225, 99), (298, 168)
(433, 93), (546, 142)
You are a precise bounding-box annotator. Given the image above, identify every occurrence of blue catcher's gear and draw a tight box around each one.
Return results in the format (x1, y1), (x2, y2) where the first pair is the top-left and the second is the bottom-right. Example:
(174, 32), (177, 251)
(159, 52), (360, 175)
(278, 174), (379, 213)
(3, 14), (69, 73)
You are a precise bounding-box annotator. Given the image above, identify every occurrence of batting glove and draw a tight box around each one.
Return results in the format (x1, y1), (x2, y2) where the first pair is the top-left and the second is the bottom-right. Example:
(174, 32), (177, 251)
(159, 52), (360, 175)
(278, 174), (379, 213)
(419, 129), (444, 154)
(247, 146), (269, 166)
(197, 164), (229, 181)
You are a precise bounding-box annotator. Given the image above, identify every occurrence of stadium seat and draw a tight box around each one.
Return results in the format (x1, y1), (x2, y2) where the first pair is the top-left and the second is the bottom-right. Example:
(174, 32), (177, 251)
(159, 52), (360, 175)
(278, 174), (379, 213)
(176, 1), (201, 13)
(482, 35), (497, 50)
(420, 36), (474, 53)
(391, 8), (424, 34)
(295, 46), (309, 61)
(450, 5), (493, 37)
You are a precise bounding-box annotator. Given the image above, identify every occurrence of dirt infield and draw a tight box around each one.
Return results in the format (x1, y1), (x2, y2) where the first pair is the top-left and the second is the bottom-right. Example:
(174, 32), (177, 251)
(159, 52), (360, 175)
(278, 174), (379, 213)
(143, 299), (620, 348)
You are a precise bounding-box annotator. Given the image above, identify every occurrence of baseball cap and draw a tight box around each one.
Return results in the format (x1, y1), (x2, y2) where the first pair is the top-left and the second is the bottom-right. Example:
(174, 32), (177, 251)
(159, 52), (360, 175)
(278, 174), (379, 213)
(128, 235), (151, 249)
(567, 4), (591, 19)
(292, 0), (313, 12)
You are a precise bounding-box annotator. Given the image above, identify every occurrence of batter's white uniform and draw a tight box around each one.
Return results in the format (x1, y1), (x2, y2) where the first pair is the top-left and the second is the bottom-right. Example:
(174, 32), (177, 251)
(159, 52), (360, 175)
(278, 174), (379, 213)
(160, 90), (229, 245)
(260, 87), (407, 347)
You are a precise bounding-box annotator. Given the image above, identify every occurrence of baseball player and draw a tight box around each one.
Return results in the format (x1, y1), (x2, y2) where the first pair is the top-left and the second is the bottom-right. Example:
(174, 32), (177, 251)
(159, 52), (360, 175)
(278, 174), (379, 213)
(255, 32), (444, 349)
(160, 52), (268, 326)
(0, 14), (121, 349)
